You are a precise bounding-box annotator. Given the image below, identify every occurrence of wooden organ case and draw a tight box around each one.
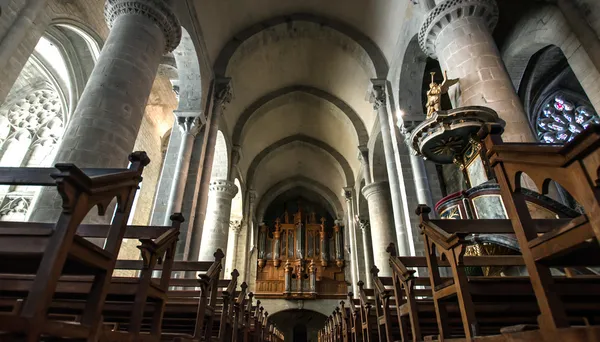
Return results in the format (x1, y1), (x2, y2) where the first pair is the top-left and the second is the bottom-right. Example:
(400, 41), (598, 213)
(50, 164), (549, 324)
(255, 207), (346, 299)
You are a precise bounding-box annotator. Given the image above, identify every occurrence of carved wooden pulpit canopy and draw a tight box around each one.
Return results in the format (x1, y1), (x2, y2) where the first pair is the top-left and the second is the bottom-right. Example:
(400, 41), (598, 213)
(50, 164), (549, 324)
(255, 204), (346, 299)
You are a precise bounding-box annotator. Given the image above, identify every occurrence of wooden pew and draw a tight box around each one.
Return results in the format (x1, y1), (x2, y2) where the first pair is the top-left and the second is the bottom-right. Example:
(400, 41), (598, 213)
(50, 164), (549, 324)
(386, 244), (438, 342)
(232, 282), (248, 342)
(157, 249), (225, 341)
(0, 214), (183, 341)
(480, 124), (600, 335)
(371, 266), (403, 342)
(418, 204), (600, 340)
(339, 300), (351, 342)
(0, 152), (150, 341)
(356, 281), (378, 342)
(345, 292), (361, 342)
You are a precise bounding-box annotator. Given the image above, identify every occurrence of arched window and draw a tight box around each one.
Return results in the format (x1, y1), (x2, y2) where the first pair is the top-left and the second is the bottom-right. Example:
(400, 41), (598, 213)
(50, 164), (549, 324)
(536, 92), (599, 144)
(0, 23), (100, 221)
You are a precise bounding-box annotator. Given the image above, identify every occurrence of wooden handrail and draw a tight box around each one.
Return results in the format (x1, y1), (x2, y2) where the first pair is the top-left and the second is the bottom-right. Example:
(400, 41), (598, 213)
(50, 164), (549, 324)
(0, 167), (132, 186)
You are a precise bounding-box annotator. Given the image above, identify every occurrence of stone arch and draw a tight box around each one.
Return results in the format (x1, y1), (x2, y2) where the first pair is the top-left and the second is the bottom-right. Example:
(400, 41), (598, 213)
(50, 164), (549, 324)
(232, 85), (368, 146)
(255, 176), (344, 224)
(210, 130), (229, 181)
(246, 134), (354, 188)
(502, 4), (600, 112)
(172, 27), (202, 112)
(396, 35), (428, 119)
(213, 13), (389, 78)
(45, 19), (103, 121)
(267, 307), (330, 341)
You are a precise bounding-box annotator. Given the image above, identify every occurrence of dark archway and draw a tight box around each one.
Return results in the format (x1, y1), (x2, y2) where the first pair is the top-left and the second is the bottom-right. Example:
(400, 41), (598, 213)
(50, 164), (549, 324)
(269, 309), (327, 342)
(293, 324), (308, 342)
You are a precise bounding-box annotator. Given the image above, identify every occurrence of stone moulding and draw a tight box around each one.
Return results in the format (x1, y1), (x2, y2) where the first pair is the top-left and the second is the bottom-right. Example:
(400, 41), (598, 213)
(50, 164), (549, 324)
(209, 179), (239, 199)
(361, 181), (390, 200)
(105, 0), (182, 53)
(419, 0), (499, 58)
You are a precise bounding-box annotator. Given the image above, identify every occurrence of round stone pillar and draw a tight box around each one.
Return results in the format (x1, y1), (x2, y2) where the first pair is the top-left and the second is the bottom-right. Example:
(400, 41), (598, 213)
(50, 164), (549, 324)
(419, 0), (534, 142)
(343, 188), (359, 295)
(164, 115), (199, 226)
(198, 180), (239, 265)
(358, 219), (375, 288)
(362, 181), (396, 276)
(31, 0), (181, 222)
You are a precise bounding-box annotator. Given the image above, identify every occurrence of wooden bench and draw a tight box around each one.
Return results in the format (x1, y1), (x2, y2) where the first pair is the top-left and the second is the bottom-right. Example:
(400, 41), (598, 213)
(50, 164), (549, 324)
(0, 152), (150, 341)
(0, 214), (183, 341)
(481, 125), (600, 334)
(418, 204), (600, 340)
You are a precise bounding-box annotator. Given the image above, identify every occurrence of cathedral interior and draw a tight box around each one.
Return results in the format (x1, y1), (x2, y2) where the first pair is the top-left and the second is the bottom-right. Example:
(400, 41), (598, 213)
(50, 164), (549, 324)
(1, 0), (600, 341)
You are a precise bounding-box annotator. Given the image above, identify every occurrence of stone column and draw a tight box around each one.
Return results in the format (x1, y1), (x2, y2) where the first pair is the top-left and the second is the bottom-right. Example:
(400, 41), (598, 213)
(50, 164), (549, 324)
(164, 115), (199, 225)
(187, 78), (232, 261)
(225, 220), (242, 277)
(419, 0), (533, 142)
(244, 189), (257, 283)
(343, 188), (359, 295)
(197, 180), (238, 266)
(31, 0), (181, 222)
(370, 80), (410, 256)
(358, 219), (375, 288)
(362, 181), (396, 276)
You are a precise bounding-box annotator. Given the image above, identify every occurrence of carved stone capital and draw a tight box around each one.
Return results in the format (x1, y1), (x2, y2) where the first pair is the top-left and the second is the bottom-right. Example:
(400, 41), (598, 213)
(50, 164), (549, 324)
(248, 189), (257, 203)
(342, 187), (353, 202)
(105, 0), (182, 53)
(213, 77), (233, 112)
(208, 179), (239, 199)
(358, 219), (370, 232)
(175, 115), (201, 136)
(230, 220), (242, 233)
(369, 79), (387, 111)
(357, 146), (369, 165)
(419, 0), (499, 58)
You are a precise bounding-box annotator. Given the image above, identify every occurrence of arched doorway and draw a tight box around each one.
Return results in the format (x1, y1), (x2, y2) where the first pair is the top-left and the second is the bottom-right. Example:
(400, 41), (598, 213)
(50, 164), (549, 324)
(268, 309), (327, 342)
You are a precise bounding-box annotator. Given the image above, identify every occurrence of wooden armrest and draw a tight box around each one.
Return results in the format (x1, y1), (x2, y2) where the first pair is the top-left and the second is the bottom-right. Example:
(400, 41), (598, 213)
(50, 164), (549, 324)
(138, 227), (179, 256)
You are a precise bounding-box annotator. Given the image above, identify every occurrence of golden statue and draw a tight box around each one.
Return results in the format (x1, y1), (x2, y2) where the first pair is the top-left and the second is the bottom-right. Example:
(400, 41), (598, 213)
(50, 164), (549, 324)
(426, 71), (459, 118)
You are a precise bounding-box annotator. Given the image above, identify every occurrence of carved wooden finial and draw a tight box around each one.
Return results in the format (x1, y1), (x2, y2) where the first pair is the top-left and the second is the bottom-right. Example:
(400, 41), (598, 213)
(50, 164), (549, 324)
(386, 243), (397, 257)
(415, 205), (431, 217)
(214, 249), (225, 261)
(231, 269), (240, 279)
(371, 265), (380, 276)
(169, 212), (185, 223)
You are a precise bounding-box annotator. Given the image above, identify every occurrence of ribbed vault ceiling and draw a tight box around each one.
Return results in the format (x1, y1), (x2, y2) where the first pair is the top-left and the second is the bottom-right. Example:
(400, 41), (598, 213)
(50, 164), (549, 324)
(194, 0), (406, 211)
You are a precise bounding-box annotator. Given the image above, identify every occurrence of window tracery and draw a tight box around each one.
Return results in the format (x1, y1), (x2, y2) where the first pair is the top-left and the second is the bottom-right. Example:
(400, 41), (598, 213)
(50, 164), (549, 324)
(536, 93), (598, 144)
(0, 88), (64, 221)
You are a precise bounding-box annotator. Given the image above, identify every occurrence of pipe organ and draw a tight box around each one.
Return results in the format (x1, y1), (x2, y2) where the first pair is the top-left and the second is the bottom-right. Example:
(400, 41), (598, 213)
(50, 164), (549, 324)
(255, 207), (346, 299)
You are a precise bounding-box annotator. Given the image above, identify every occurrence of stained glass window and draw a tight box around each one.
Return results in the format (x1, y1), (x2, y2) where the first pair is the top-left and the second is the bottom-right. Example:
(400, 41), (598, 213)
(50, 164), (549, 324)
(537, 93), (599, 144)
